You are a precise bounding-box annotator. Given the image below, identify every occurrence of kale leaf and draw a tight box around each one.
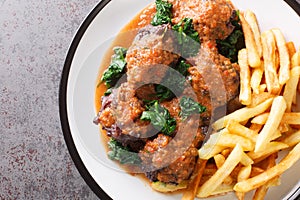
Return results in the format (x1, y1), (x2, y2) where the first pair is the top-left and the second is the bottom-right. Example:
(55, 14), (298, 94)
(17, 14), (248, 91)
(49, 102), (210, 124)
(141, 100), (176, 135)
(172, 18), (200, 58)
(151, 0), (173, 26)
(179, 96), (206, 120)
(216, 11), (245, 63)
(101, 47), (127, 88)
(107, 138), (142, 165)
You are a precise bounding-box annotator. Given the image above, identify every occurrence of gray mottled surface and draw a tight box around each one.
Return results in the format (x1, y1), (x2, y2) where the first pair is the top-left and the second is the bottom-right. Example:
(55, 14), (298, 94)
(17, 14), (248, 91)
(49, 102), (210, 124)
(0, 0), (100, 199)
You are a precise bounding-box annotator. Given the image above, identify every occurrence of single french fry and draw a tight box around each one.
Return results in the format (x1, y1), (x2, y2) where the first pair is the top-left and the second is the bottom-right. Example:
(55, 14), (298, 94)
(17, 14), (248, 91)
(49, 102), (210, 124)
(234, 142), (300, 193)
(244, 10), (262, 58)
(238, 49), (252, 105)
(261, 30), (281, 94)
(253, 154), (277, 200)
(248, 142), (289, 163)
(235, 165), (252, 200)
(213, 98), (274, 130)
(280, 129), (300, 147)
(240, 13), (261, 68)
(252, 112), (300, 125)
(271, 29), (291, 85)
(283, 66), (300, 112)
(214, 154), (234, 185)
(255, 96), (287, 153)
(182, 159), (207, 200)
(198, 144), (243, 197)
(227, 120), (258, 143)
(251, 64), (264, 94)
(286, 41), (296, 59)
(291, 51), (300, 67)
(216, 133), (254, 151)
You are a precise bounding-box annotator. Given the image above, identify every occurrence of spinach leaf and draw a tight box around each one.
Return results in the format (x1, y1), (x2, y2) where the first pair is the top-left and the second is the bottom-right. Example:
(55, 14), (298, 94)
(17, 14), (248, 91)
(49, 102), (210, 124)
(101, 47), (127, 88)
(216, 11), (245, 63)
(176, 59), (191, 77)
(151, 0), (173, 26)
(172, 18), (200, 58)
(179, 96), (206, 120)
(141, 100), (176, 135)
(107, 138), (142, 165)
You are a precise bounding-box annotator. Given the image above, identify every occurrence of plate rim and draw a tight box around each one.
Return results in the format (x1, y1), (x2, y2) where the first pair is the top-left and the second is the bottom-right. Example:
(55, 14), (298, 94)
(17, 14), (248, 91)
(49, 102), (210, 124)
(59, 1), (300, 200)
(59, 0), (112, 199)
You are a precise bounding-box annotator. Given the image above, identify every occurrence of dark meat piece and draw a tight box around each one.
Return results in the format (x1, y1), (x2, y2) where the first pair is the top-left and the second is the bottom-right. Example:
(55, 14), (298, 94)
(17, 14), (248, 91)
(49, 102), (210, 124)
(94, 85), (151, 152)
(188, 45), (240, 122)
(135, 84), (157, 101)
(170, 0), (235, 40)
(142, 126), (207, 184)
(126, 24), (179, 85)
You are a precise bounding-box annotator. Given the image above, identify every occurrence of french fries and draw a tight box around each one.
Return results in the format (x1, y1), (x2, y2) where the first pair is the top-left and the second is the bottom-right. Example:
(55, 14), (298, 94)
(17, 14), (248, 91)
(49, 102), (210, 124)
(271, 28), (291, 85)
(254, 96), (287, 153)
(240, 12), (261, 68)
(244, 10), (263, 58)
(197, 144), (244, 198)
(234, 143), (300, 193)
(261, 30), (281, 94)
(239, 49), (252, 105)
(194, 8), (300, 200)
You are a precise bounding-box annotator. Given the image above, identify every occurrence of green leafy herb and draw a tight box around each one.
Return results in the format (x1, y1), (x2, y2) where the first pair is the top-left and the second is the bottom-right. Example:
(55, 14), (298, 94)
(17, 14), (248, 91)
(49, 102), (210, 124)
(141, 100), (176, 135)
(107, 138), (142, 165)
(176, 59), (191, 77)
(179, 96), (206, 120)
(151, 0), (173, 26)
(172, 18), (200, 58)
(101, 47), (127, 88)
(216, 11), (245, 63)
(104, 88), (112, 96)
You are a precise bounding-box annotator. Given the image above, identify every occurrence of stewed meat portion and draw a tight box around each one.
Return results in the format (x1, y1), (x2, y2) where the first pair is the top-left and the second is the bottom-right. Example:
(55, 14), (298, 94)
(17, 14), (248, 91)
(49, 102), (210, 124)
(126, 24), (179, 85)
(170, 0), (235, 40)
(95, 0), (243, 186)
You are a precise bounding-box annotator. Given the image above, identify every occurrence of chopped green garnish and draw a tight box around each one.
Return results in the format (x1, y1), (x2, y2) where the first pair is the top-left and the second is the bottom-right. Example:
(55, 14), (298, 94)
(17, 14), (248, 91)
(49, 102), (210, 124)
(172, 18), (200, 58)
(107, 138), (142, 165)
(101, 47), (127, 88)
(151, 0), (173, 26)
(179, 96), (206, 120)
(216, 10), (245, 63)
(141, 100), (176, 135)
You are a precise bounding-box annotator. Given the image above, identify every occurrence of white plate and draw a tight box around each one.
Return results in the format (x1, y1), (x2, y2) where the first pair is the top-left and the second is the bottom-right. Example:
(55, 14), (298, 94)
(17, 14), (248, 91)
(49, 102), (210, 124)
(59, 0), (300, 199)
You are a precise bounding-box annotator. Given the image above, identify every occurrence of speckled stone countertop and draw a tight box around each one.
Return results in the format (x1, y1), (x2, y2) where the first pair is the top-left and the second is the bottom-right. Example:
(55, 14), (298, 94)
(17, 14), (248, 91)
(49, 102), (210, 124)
(0, 0), (99, 199)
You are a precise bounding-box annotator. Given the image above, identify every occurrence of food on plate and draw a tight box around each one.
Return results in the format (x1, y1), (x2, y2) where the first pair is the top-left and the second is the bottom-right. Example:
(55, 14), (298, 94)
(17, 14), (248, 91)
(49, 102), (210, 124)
(93, 0), (300, 199)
